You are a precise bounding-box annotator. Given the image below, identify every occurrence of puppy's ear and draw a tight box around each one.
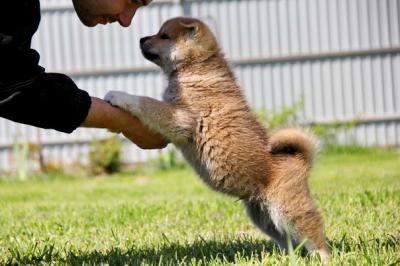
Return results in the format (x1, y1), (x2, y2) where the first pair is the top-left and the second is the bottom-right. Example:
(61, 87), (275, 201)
(180, 19), (198, 38)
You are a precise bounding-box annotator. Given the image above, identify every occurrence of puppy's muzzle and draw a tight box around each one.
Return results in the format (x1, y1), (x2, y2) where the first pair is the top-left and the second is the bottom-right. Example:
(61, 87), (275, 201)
(140, 36), (160, 62)
(140, 36), (150, 45)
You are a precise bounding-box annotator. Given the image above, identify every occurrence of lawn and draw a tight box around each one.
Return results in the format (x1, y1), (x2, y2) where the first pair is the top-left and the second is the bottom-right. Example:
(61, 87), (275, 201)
(0, 146), (399, 265)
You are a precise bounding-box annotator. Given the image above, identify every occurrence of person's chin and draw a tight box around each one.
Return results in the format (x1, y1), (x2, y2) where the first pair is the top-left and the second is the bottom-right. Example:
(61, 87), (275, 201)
(84, 20), (99, 27)
(80, 16), (101, 27)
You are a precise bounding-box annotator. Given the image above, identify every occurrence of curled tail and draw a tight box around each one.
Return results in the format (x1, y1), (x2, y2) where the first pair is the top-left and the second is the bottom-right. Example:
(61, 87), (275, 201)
(267, 128), (319, 167)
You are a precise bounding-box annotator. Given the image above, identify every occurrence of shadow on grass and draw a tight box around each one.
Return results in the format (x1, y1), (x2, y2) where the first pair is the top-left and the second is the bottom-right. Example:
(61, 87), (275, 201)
(8, 234), (398, 265)
(329, 232), (400, 254)
(6, 238), (276, 266)
(66, 238), (276, 265)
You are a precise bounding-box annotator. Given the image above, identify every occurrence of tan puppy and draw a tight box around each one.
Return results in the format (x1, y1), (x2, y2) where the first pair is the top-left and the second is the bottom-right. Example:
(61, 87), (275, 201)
(105, 17), (330, 260)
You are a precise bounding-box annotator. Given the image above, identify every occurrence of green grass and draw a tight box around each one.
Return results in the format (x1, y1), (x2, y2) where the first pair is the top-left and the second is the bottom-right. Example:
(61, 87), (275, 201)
(0, 146), (399, 265)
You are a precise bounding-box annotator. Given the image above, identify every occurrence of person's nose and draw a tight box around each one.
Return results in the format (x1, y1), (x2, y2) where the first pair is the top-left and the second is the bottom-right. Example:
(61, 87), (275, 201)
(117, 6), (138, 27)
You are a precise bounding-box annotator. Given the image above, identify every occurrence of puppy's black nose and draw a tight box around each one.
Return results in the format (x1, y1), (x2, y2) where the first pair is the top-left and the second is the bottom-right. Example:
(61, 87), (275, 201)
(140, 36), (150, 45)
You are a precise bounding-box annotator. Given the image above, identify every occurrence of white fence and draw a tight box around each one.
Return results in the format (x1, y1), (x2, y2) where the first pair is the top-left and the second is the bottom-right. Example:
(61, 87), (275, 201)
(1, 0), (399, 171)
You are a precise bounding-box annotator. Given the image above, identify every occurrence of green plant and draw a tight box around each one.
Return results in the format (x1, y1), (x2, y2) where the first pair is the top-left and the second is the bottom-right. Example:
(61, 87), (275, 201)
(12, 141), (29, 180)
(308, 119), (359, 147)
(256, 98), (304, 130)
(89, 136), (122, 175)
(152, 148), (187, 170)
(256, 98), (359, 147)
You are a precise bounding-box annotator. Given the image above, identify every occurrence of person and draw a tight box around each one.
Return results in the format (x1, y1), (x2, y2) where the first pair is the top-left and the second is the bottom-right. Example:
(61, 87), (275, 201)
(0, 0), (167, 149)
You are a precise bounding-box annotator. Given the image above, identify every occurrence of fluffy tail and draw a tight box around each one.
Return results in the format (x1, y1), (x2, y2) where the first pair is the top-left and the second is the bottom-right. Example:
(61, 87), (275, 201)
(267, 128), (319, 166)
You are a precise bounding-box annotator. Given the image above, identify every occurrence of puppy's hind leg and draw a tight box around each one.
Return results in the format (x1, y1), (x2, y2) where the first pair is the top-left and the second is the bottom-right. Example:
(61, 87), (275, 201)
(244, 201), (295, 253)
(268, 190), (331, 262)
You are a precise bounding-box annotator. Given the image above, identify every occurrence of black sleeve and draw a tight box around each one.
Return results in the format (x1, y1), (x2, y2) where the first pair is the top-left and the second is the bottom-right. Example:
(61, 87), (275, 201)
(0, 73), (92, 133)
(0, 1), (92, 133)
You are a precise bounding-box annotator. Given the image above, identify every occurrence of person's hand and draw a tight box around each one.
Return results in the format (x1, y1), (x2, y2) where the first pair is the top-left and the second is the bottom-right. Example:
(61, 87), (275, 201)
(81, 97), (168, 149)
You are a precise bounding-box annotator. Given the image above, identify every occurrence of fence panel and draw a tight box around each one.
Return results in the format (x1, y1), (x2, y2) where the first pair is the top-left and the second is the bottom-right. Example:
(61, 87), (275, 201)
(1, 0), (399, 171)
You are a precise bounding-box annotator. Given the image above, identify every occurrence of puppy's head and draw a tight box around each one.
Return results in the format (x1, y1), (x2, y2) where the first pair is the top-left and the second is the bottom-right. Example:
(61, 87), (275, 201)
(140, 17), (219, 73)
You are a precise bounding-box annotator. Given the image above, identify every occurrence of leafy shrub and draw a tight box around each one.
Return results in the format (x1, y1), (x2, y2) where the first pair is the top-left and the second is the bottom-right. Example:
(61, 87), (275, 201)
(256, 98), (304, 129)
(309, 119), (359, 147)
(89, 136), (122, 175)
(12, 141), (29, 180)
(256, 98), (358, 146)
(151, 148), (187, 170)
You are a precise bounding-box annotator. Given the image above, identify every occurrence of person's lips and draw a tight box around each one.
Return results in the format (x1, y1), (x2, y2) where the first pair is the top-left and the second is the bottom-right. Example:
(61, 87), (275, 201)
(99, 16), (117, 25)
(107, 17), (117, 23)
(100, 16), (107, 25)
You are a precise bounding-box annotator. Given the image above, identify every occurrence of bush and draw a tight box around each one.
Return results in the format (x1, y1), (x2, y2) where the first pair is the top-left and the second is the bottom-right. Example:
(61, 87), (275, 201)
(256, 98), (304, 130)
(12, 141), (29, 180)
(89, 136), (122, 175)
(151, 148), (187, 171)
(309, 119), (359, 147)
(256, 99), (358, 146)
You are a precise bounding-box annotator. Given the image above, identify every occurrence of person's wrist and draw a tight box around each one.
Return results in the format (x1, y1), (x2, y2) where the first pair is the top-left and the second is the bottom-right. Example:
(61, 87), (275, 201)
(106, 106), (129, 132)
(87, 97), (168, 149)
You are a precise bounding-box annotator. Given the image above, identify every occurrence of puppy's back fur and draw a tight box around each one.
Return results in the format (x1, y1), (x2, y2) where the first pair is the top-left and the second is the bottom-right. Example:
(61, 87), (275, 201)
(171, 53), (328, 258)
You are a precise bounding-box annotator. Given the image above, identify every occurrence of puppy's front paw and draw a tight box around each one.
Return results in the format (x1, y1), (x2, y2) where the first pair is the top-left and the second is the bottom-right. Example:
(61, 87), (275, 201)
(104, 91), (131, 111)
(104, 91), (142, 115)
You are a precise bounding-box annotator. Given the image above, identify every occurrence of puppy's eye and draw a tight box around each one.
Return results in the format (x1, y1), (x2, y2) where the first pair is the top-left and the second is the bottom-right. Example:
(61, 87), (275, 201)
(160, 34), (170, 40)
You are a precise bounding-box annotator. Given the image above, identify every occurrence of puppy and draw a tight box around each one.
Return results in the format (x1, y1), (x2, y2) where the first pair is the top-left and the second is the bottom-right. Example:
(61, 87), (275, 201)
(105, 17), (330, 260)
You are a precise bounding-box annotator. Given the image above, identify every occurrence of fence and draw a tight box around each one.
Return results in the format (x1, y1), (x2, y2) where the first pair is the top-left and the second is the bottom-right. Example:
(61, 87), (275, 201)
(0, 0), (399, 171)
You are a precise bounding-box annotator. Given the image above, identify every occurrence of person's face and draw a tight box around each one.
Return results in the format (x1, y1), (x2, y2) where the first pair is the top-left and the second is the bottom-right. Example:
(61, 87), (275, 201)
(72, 0), (151, 27)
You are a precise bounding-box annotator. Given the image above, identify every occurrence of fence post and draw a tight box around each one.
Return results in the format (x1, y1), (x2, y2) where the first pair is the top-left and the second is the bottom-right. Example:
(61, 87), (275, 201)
(180, 0), (192, 16)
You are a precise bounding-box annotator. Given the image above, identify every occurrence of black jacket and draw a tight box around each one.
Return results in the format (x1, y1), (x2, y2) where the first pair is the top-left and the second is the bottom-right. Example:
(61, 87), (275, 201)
(0, 1), (91, 133)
